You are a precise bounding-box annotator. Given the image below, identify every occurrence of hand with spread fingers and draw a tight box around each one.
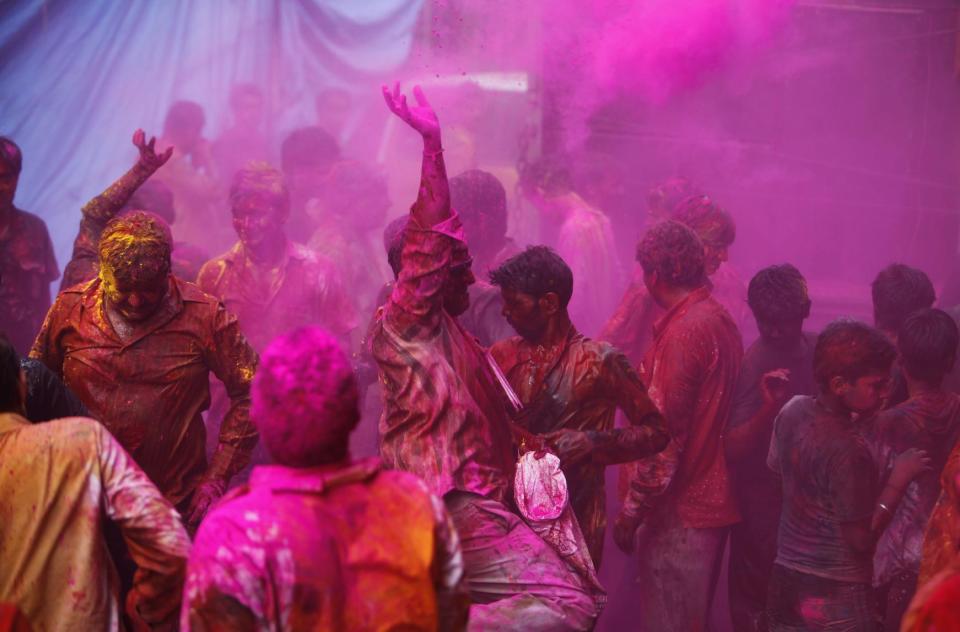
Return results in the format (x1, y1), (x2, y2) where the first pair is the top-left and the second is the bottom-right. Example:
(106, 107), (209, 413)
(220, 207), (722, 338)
(381, 82), (441, 143)
(132, 128), (174, 172)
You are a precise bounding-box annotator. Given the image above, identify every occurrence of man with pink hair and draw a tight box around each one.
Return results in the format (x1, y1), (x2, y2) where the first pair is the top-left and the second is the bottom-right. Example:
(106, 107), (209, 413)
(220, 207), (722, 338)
(182, 326), (469, 631)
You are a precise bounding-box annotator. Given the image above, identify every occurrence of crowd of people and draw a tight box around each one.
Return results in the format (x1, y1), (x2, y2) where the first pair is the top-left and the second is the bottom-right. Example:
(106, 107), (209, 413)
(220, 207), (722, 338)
(1, 80), (960, 632)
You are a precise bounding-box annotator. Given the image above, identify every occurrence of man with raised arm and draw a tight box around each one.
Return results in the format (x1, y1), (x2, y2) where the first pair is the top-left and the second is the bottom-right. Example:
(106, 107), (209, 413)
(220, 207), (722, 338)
(369, 83), (597, 631)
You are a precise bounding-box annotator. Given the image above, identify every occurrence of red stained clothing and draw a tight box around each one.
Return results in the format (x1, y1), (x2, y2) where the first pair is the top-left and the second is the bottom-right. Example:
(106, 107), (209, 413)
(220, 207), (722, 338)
(0, 207), (59, 355)
(0, 414), (190, 631)
(621, 286), (742, 528)
(370, 214), (515, 503)
(918, 438), (960, 586)
(30, 277), (258, 506)
(196, 240), (356, 352)
(182, 458), (468, 631)
(490, 328), (667, 563)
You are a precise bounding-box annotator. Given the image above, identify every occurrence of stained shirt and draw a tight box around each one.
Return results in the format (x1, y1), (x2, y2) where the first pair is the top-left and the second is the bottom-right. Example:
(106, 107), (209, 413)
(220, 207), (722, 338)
(865, 391), (960, 587)
(30, 277), (258, 506)
(371, 214), (515, 503)
(181, 458), (468, 632)
(917, 432), (960, 586)
(0, 207), (59, 356)
(600, 264), (749, 369)
(491, 328), (667, 564)
(0, 414), (190, 631)
(727, 333), (818, 559)
(768, 396), (879, 584)
(196, 240), (356, 352)
(621, 286), (743, 528)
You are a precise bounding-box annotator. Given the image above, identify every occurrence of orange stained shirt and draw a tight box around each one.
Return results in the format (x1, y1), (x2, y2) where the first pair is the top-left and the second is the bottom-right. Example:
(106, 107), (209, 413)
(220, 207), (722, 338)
(0, 414), (190, 631)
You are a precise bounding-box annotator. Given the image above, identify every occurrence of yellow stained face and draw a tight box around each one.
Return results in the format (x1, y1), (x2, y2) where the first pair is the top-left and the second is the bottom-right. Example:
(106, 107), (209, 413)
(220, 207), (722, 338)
(101, 261), (169, 323)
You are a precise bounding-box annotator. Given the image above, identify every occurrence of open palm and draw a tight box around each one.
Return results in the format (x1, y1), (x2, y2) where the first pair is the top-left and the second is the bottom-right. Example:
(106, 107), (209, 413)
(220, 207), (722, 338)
(381, 82), (440, 139)
(132, 128), (173, 171)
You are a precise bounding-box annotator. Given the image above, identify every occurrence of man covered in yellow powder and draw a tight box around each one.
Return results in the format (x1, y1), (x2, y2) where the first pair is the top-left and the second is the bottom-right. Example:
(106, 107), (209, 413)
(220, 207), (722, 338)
(31, 210), (259, 532)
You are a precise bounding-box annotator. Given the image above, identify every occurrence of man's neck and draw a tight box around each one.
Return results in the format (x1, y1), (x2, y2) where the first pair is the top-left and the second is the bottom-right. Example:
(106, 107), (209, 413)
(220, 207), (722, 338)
(527, 313), (573, 348)
(244, 234), (287, 267)
(656, 285), (696, 312)
(905, 373), (941, 399)
(816, 391), (854, 420)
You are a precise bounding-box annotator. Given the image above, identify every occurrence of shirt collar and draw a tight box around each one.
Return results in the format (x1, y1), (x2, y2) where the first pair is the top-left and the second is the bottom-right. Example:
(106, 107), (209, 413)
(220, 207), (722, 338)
(652, 285), (711, 338)
(0, 412), (30, 435)
(249, 457), (381, 494)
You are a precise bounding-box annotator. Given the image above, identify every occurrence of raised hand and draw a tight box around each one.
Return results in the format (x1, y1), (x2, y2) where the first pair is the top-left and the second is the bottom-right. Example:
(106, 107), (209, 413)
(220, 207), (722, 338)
(760, 368), (791, 406)
(132, 129), (174, 172)
(381, 82), (441, 142)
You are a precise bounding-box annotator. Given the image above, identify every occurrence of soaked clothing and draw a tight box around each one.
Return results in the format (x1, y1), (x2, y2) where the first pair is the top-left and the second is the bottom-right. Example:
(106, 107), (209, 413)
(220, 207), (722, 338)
(600, 263), (749, 369)
(182, 458), (468, 632)
(196, 240), (356, 352)
(0, 207), (59, 356)
(767, 563), (877, 632)
(0, 414), (190, 631)
(490, 328), (667, 564)
(768, 396), (878, 584)
(865, 392), (960, 590)
(901, 564), (960, 632)
(620, 286), (742, 528)
(30, 276), (258, 506)
(445, 492), (598, 632)
(370, 214), (515, 503)
(632, 511), (728, 632)
(917, 440), (960, 586)
(370, 213), (597, 629)
(19, 358), (88, 423)
(727, 333), (818, 632)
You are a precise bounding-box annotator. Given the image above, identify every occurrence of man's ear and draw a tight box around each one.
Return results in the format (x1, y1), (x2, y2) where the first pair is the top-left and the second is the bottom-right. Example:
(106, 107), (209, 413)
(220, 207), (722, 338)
(828, 375), (849, 397)
(540, 292), (561, 316)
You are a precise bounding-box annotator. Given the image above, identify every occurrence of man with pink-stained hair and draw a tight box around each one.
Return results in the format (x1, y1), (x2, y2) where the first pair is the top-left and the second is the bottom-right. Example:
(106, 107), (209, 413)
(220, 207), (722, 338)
(182, 326), (470, 631)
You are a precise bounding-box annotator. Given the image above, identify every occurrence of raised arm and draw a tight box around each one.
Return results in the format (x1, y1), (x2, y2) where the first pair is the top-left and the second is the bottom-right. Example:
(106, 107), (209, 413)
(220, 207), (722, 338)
(382, 82), (448, 227)
(61, 130), (173, 290)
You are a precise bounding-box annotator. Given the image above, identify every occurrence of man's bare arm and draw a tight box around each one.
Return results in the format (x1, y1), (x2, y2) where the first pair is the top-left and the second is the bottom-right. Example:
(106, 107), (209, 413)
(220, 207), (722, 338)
(381, 83), (448, 227)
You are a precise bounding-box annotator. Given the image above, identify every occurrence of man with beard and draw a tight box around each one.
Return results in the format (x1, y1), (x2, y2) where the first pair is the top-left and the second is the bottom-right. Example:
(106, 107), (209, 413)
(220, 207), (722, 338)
(489, 245), (669, 567)
(370, 83), (597, 630)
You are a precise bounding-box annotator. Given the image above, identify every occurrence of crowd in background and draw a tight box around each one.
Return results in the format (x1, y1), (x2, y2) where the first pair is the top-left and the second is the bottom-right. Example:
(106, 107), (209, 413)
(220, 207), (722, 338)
(1, 82), (960, 631)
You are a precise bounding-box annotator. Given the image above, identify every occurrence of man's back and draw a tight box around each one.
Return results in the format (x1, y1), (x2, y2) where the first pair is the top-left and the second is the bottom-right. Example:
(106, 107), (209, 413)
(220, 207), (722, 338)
(183, 459), (465, 631)
(770, 396), (878, 584)
(640, 287), (742, 527)
(0, 415), (189, 631)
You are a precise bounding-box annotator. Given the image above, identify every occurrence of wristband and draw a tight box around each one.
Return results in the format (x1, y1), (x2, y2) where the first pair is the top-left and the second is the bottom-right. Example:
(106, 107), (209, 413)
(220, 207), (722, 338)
(423, 147), (444, 159)
(877, 501), (893, 515)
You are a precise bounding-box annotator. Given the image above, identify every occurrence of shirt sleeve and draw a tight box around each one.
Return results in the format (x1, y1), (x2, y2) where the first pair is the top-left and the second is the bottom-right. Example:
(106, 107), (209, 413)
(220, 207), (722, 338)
(621, 322), (709, 514)
(428, 492), (469, 632)
(382, 214), (465, 340)
(590, 350), (669, 465)
(181, 507), (262, 632)
(28, 294), (68, 378)
(203, 303), (259, 484)
(766, 411), (782, 474)
(96, 423), (191, 627)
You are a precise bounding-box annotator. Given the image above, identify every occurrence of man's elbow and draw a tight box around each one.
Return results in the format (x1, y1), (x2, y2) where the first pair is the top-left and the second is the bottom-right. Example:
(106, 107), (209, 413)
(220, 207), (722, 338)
(649, 418), (671, 453)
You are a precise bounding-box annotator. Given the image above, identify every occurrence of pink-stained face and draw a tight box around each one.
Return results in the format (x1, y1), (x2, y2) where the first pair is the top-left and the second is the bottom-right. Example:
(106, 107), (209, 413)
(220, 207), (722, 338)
(835, 371), (891, 416)
(232, 195), (286, 249)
